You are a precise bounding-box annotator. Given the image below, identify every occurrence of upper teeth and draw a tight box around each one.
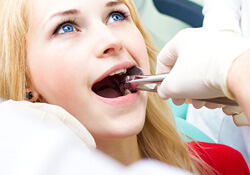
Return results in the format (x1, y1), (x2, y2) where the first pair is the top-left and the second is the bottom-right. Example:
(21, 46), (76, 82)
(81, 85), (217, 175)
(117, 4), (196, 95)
(109, 69), (127, 76)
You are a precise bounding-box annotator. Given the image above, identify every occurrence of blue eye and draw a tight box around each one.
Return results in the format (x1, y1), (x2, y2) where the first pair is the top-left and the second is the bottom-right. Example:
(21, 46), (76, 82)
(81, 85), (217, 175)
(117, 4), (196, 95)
(107, 12), (125, 24)
(58, 24), (76, 34)
(55, 23), (77, 35)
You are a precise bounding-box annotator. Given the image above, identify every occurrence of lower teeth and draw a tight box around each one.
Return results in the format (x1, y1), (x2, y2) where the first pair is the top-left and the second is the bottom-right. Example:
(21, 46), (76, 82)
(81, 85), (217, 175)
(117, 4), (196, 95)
(123, 89), (132, 95)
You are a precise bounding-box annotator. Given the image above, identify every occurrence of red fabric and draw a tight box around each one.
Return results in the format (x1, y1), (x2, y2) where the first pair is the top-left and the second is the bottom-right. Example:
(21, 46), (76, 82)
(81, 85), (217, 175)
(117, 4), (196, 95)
(188, 141), (250, 175)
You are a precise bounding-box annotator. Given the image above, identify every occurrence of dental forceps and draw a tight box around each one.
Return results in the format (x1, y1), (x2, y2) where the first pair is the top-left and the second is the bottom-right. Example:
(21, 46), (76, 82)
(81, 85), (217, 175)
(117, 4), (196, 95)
(124, 70), (238, 106)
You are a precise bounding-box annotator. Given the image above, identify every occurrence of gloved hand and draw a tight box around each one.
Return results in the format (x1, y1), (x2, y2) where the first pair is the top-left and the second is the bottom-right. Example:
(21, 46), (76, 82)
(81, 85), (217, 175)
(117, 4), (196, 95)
(156, 28), (250, 108)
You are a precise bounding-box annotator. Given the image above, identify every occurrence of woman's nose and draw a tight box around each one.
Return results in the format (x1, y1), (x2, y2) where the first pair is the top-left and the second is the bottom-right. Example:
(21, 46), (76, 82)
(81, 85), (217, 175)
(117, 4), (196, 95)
(94, 26), (123, 58)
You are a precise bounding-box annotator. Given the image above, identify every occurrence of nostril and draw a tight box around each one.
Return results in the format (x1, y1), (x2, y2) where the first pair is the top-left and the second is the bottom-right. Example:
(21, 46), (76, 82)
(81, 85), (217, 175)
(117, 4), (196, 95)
(103, 48), (114, 54)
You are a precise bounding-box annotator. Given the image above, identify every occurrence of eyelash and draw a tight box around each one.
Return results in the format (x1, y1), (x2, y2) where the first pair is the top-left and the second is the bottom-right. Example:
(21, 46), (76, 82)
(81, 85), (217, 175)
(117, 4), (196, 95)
(53, 9), (130, 35)
(107, 9), (130, 22)
(53, 18), (78, 35)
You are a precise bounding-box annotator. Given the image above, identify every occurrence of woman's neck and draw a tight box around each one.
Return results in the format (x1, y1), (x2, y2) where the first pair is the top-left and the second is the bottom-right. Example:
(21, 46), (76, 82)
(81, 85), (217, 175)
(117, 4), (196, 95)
(95, 136), (141, 165)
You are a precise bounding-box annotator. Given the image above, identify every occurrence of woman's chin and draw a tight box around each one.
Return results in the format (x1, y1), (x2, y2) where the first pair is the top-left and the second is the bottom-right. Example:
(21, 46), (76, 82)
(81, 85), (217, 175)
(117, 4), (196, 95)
(92, 117), (145, 140)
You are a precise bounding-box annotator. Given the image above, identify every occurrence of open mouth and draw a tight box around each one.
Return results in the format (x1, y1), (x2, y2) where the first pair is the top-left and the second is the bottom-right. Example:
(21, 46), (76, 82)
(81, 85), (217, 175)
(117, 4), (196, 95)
(92, 67), (139, 98)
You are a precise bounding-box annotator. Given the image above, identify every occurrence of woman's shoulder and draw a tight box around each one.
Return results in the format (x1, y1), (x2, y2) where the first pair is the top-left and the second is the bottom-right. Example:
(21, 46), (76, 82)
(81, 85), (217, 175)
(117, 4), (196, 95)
(188, 141), (250, 175)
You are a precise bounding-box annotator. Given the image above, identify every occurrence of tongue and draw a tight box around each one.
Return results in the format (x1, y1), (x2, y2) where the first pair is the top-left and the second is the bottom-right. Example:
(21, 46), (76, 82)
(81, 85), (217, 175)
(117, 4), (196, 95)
(95, 88), (123, 98)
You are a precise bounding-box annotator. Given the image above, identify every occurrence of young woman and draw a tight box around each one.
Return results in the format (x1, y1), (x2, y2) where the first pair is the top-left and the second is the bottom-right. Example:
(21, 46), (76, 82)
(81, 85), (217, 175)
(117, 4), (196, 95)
(0, 0), (249, 174)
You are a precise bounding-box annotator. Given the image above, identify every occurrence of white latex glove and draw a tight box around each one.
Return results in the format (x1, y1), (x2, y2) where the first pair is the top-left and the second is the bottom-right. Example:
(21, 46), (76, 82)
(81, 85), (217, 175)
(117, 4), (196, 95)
(156, 28), (250, 108)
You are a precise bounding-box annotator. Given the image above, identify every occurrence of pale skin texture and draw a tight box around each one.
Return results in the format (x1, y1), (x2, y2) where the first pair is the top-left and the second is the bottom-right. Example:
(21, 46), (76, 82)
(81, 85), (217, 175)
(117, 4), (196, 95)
(227, 49), (250, 123)
(26, 0), (150, 165)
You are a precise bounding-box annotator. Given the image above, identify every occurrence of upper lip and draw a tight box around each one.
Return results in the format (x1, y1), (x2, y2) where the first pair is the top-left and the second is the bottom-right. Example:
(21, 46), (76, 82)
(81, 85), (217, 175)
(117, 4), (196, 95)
(92, 62), (135, 87)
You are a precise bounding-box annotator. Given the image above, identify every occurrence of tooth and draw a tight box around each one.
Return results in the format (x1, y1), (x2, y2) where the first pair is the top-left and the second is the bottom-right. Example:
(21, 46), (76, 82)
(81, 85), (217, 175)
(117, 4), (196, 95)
(109, 72), (115, 76)
(124, 89), (132, 95)
(109, 69), (127, 76)
(123, 69), (127, 74)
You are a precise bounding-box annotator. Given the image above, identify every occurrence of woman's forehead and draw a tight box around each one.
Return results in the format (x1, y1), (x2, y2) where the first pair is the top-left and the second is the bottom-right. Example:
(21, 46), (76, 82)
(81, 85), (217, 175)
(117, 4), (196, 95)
(30, 0), (128, 11)
(29, 0), (129, 21)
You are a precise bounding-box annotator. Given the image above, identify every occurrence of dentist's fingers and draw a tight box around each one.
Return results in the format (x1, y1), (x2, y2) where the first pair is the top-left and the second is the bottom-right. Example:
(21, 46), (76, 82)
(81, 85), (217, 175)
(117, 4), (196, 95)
(192, 100), (205, 109)
(156, 59), (173, 75)
(233, 113), (250, 126)
(172, 98), (185, 106)
(156, 33), (181, 74)
(157, 73), (183, 100)
(222, 105), (242, 115)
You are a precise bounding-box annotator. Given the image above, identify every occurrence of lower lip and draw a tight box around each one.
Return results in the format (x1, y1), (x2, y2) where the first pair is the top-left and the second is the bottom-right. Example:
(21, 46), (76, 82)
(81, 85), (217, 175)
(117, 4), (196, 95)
(93, 91), (140, 107)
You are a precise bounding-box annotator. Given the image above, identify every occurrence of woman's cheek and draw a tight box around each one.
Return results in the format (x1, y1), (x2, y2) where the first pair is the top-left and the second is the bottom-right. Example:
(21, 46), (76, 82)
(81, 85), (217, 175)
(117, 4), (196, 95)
(129, 28), (150, 73)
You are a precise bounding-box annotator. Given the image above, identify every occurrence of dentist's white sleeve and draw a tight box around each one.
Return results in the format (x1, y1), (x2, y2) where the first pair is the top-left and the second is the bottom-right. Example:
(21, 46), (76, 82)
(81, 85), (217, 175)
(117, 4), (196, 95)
(203, 0), (242, 33)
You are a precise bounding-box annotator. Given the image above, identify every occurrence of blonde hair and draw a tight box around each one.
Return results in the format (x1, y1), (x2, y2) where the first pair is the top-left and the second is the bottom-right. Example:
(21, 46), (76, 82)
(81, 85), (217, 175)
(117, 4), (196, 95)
(0, 0), (214, 174)
(0, 0), (30, 100)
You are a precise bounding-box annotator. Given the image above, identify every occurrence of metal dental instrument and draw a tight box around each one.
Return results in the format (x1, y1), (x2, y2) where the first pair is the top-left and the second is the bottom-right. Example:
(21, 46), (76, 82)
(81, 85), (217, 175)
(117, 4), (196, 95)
(124, 66), (238, 106)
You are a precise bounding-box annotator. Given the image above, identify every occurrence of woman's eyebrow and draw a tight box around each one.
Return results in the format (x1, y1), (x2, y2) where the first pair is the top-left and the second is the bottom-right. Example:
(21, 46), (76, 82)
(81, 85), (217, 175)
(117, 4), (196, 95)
(50, 9), (80, 19)
(106, 1), (124, 7)
(41, 9), (80, 28)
